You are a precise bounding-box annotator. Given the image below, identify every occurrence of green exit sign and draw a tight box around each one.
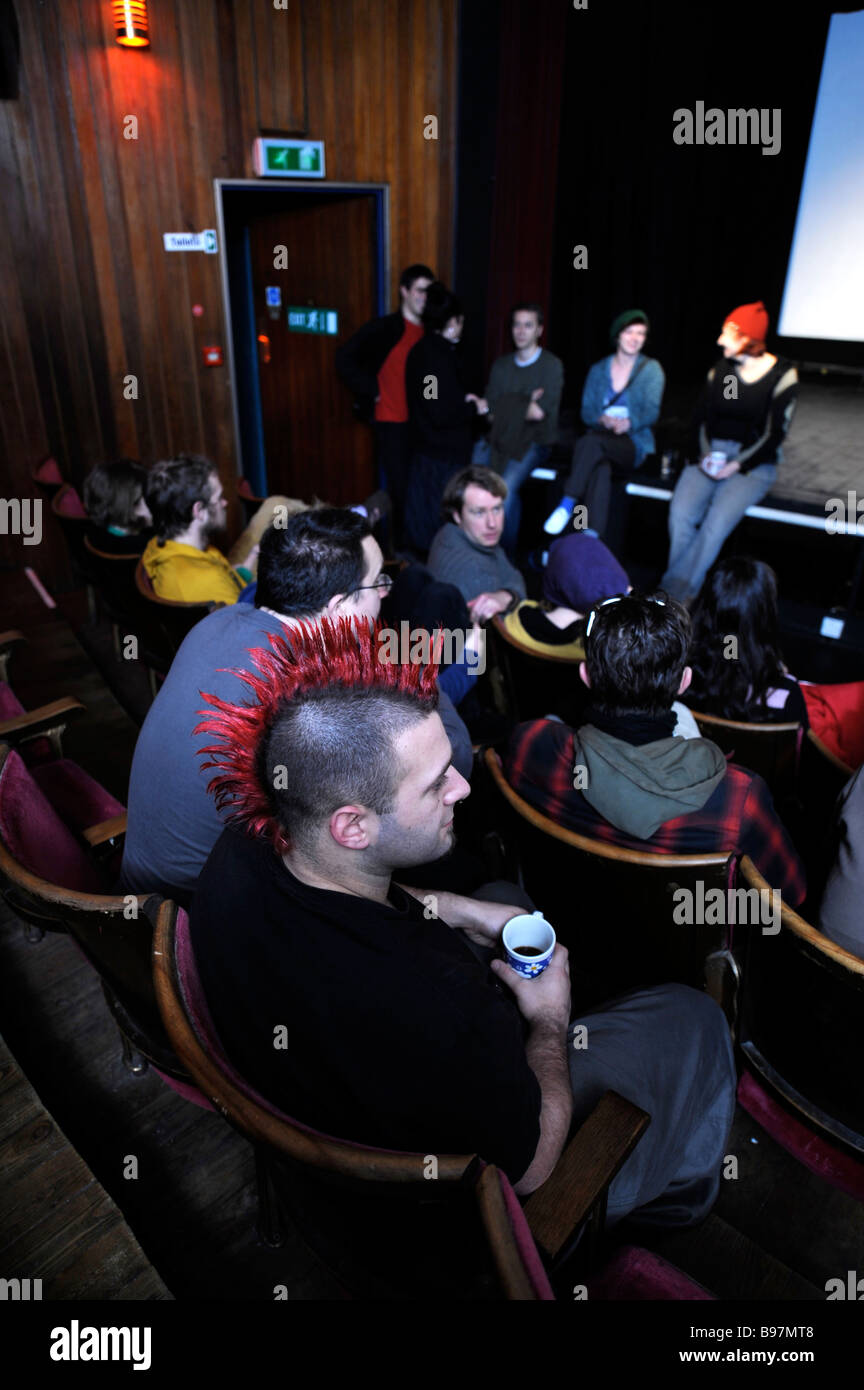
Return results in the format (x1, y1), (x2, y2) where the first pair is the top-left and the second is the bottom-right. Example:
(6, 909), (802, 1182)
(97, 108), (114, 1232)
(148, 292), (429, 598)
(253, 138), (326, 178)
(288, 308), (339, 335)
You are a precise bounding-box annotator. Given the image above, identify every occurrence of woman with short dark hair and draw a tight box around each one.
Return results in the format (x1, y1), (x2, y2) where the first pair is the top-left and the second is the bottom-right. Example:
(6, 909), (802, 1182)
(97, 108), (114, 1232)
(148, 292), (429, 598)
(403, 282), (488, 552)
(83, 457), (153, 555)
(544, 310), (664, 539)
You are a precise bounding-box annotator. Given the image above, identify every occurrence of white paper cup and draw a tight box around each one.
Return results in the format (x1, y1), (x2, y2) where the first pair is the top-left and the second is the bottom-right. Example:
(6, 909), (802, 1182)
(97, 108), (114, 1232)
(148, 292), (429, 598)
(502, 912), (556, 978)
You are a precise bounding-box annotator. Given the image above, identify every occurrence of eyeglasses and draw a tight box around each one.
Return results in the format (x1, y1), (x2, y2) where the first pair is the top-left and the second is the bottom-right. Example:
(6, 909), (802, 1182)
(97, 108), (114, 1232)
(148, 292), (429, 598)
(350, 572), (394, 595)
(584, 594), (665, 638)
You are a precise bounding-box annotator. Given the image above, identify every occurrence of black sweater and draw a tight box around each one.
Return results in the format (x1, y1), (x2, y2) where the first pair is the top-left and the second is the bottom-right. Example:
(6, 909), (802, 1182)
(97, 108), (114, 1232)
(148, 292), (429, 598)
(405, 333), (478, 462)
(693, 357), (798, 473)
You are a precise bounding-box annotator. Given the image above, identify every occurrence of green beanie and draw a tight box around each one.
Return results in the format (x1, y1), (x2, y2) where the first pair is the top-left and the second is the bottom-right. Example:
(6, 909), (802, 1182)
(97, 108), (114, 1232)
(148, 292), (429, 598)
(610, 309), (650, 346)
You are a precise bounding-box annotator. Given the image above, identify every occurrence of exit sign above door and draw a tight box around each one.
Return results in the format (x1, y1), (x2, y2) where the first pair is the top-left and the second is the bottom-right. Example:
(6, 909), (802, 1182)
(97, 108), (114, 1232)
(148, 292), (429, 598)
(253, 138), (326, 178)
(288, 307), (339, 335)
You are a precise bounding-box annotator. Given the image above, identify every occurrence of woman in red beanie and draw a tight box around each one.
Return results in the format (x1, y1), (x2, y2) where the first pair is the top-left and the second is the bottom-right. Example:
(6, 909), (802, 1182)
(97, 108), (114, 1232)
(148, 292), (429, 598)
(660, 302), (798, 605)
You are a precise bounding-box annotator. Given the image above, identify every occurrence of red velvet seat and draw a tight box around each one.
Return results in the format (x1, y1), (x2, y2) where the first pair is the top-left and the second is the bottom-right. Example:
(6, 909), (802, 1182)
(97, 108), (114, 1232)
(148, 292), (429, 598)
(32, 456), (64, 491)
(0, 743), (204, 1097)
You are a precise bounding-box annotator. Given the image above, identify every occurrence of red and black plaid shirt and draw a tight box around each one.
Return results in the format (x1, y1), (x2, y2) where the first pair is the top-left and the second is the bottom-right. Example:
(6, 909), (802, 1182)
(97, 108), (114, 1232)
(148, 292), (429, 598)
(504, 719), (806, 906)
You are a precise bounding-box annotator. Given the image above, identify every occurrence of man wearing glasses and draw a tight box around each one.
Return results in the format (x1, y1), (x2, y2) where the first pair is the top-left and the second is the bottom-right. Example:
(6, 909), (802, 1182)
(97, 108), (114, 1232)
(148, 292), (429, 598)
(427, 465), (527, 623)
(121, 507), (472, 905)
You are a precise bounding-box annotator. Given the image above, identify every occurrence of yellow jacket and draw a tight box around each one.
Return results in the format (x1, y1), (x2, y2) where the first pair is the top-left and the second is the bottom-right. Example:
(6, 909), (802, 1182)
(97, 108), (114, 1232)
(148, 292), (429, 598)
(142, 538), (245, 606)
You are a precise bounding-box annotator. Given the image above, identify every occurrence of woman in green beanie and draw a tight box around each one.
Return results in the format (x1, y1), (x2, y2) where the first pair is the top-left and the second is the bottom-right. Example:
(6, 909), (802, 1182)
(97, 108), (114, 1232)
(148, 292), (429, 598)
(544, 310), (665, 537)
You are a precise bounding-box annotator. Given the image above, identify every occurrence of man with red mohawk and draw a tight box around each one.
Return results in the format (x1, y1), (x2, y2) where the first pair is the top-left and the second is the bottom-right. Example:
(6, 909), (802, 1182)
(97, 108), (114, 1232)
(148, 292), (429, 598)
(190, 618), (735, 1223)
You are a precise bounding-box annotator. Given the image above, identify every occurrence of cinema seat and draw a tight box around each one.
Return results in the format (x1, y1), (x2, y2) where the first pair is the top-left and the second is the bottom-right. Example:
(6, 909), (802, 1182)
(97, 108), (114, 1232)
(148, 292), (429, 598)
(689, 708), (802, 803)
(737, 854), (864, 1157)
(476, 1161), (715, 1301)
(479, 747), (739, 1017)
(134, 560), (223, 679)
(0, 742), (204, 1097)
(484, 613), (588, 727)
(153, 898), (652, 1299)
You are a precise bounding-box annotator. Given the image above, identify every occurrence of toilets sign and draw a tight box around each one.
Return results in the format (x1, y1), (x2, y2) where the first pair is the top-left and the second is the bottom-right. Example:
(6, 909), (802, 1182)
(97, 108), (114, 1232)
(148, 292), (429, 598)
(253, 138), (326, 178)
(163, 230), (218, 254)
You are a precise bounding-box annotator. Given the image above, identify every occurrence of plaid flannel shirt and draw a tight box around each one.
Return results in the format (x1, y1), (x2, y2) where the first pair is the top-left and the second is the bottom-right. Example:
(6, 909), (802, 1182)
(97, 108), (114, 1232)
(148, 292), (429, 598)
(504, 719), (806, 906)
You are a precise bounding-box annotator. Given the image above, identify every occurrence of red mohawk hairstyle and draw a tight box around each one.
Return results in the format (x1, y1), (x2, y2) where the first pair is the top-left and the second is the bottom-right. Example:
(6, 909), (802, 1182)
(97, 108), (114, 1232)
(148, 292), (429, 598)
(194, 616), (440, 853)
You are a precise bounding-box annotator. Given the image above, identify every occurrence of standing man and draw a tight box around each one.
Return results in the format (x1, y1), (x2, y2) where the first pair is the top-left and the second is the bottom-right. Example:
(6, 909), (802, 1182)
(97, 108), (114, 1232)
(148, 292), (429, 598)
(336, 264), (435, 544)
(474, 304), (563, 552)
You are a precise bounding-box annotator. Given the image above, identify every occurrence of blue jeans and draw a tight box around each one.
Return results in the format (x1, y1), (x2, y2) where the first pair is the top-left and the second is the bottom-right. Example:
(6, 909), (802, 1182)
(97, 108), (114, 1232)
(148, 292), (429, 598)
(661, 461), (777, 604)
(472, 438), (550, 552)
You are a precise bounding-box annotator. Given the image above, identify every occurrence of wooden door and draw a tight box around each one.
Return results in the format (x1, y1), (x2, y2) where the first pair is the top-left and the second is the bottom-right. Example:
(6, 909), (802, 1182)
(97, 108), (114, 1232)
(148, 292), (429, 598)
(247, 194), (378, 505)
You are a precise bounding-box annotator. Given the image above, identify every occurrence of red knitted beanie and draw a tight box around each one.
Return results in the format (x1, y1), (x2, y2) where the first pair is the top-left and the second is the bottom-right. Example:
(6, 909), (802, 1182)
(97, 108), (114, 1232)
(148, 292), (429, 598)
(724, 301), (769, 342)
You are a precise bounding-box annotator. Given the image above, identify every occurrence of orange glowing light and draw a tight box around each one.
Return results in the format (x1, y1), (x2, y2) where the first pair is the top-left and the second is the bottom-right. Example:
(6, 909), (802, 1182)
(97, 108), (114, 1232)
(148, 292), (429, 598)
(114, 1), (150, 48)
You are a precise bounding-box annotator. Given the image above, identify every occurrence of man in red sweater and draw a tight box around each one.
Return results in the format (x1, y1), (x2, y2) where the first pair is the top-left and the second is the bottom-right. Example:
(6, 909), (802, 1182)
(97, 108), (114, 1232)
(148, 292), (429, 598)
(336, 264), (434, 544)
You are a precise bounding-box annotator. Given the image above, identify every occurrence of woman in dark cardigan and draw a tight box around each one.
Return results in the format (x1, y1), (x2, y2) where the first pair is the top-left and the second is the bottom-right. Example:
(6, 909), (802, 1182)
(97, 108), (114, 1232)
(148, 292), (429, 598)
(403, 282), (487, 552)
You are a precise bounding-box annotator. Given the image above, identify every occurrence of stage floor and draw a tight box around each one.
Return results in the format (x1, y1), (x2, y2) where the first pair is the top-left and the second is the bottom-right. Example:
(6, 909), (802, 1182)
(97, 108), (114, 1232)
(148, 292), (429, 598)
(779, 379), (864, 506)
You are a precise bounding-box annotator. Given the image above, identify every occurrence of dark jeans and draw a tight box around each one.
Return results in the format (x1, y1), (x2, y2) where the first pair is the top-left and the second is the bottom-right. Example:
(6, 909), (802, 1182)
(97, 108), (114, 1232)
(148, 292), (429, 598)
(562, 429), (637, 538)
(465, 883), (735, 1231)
(375, 422), (412, 545)
(404, 452), (465, 553)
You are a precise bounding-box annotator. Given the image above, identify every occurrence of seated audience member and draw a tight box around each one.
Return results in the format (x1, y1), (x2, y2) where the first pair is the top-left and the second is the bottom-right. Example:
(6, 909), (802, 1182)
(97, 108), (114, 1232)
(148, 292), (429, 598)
(544, 310), (663, 538)
(120, 509), (473, 904)
(819, 764), (864, 959)
(503, 532), (698, 739)
(191, 617), (736, 1217)
(83, 457), (153, 555)
(142, 454), (258, 605)
(660, 302), (798, 606)
(504, 592), (806, 903)
(427, 466), (526, 621)
(380, 561), (483, 709)
(503, 532), (629, 659)
(688, 556), (864, 768)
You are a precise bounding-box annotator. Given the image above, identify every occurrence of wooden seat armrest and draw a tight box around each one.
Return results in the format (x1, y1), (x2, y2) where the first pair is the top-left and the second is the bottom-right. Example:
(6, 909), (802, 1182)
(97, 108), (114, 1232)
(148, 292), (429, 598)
(0, 697), (86, 742)
(82, 813), (128, 848)
(523, 1090), (650, 1262)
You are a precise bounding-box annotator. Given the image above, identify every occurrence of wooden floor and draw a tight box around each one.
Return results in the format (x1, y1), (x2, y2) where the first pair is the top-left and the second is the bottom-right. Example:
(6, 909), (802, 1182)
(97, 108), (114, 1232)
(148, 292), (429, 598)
(0, 1032), (171, 1300)
(2, 561), (864, 1300)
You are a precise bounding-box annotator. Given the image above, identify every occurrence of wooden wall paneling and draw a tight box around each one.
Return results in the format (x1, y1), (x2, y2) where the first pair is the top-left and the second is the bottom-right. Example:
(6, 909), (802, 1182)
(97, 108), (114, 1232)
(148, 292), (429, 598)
(252, 0), (307, 134)
(176, 0), (237, 476)
(0, 0), (458, 587)
(97, 0), (170, 468)
(64, 0), (134, 467)
(25, 2), (108, 484)
(41, 3), (117, 477)
(142, 0), (209, 459)
(3, 10), (73, 490)
(78, 0), (147, 463)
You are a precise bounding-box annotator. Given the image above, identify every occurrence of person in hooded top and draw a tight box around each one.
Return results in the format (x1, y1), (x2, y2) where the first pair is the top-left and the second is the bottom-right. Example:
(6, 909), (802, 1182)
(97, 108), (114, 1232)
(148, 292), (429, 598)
(504, 590), (805, 904)
(502, 531), (630, 660)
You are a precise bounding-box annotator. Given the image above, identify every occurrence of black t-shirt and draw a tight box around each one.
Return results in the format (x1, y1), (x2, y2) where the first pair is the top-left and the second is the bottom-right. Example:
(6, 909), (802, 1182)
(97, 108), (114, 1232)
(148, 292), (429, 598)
(190, 827), (541, 1182)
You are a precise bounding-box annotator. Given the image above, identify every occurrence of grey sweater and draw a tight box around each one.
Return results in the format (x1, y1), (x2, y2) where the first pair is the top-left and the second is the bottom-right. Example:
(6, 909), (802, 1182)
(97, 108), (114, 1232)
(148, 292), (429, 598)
(427, 523), (527, 606)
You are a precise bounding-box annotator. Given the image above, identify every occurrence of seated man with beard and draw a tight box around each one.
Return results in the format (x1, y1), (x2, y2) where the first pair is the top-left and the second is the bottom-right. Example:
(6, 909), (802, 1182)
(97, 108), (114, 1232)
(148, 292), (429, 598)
(190, 618), (736, 1221)
(141, 454), (259, 605)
